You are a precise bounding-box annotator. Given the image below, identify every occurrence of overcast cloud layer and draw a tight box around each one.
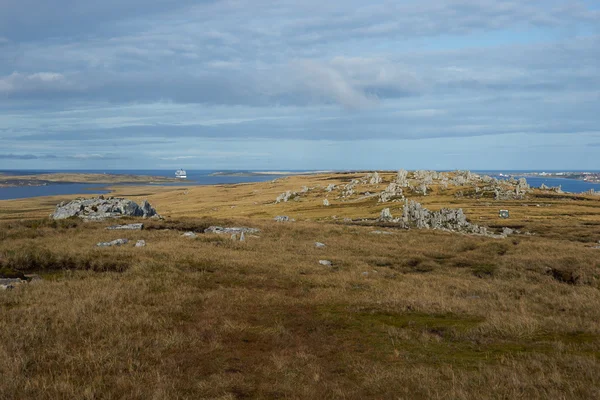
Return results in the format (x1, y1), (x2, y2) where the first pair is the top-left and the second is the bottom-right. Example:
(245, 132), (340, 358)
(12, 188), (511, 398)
(1, 0), (599, 170)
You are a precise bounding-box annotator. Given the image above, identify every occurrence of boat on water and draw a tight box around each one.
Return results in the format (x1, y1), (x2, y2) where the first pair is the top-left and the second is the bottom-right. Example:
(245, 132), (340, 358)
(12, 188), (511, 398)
(175, 169), (187, 179)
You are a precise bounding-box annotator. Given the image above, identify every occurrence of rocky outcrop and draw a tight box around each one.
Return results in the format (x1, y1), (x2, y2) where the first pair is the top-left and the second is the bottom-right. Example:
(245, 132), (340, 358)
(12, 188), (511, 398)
(396, 169), (409, 187)
(541, 183), (564, 193)
(325, 184), (336, 192)
(376, 201), (490, 235)
(378, 208), (394, 222)
(97, 238), (129, 247)
(275, 191), (298, 203)
(341, 180), (359, 198)
(362, 172), (382, 185)
(52, 197), (159, 220)
(379, 182), (404, 203)
(0, 278), (26, 290)
(400, 201), (488, 235)
(106, 223), (144, 230)
(274, 216), (294, 222)
(205, 226), (260, 235)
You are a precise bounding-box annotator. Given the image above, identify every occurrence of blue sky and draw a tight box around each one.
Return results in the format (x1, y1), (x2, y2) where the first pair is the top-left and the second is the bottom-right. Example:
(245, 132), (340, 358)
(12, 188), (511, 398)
(0, 0), (599, 170)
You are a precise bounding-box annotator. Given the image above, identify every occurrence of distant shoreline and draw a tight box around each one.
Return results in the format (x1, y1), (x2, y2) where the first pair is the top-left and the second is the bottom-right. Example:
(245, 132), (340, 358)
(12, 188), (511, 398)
(0, 172), (178, 188)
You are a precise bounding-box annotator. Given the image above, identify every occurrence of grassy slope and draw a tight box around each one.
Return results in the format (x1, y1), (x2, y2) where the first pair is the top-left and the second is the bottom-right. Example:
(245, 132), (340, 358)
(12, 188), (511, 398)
(1, 172), (599, 399)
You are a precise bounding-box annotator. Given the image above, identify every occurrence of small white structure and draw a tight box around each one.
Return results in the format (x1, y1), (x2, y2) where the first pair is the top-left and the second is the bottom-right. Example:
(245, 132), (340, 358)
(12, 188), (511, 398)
(175, 169), (187, 179)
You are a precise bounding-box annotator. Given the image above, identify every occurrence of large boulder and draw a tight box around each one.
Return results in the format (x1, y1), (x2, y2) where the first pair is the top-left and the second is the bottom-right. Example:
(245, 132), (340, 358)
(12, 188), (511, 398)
(51, 197), (159, 220)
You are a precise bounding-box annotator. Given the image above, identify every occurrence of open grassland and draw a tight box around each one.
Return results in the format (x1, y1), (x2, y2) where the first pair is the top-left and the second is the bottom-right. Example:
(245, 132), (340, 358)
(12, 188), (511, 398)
(1, 172), (600, 399)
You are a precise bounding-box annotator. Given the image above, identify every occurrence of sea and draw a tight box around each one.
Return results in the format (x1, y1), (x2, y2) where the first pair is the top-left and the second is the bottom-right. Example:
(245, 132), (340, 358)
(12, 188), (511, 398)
(1, 169), (599, 201)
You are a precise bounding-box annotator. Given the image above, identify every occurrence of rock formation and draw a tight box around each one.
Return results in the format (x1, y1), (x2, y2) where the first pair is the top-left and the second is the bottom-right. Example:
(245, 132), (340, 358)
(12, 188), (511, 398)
(205, 226), (261, 234)
(51, 197), (159, 220)
(396, 169), (409, 187)
(378, 208), (394, 222)
(323, 199), (330, 206)
(379, 182), (404, 203)
(399, 200), (488, 235)
(275, 190), (298, 203)
(363, 172), (382, 185)
(106, 223), (144, 230)
(97, 239), (129, 247)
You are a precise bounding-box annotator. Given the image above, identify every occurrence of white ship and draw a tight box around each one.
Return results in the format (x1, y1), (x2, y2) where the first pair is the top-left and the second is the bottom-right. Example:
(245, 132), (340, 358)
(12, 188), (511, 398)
(175, 169), (187, 179)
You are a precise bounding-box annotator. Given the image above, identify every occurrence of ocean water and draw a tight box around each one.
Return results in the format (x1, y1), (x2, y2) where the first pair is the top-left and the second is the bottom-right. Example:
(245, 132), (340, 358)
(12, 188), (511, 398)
(1, 170), (599, 201)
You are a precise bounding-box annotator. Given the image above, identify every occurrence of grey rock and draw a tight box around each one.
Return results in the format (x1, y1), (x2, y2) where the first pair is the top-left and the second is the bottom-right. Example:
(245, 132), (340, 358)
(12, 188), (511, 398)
(379, 181), (403, 203)
(135, 240), (146, 247)
(319, 260), (333, 266)
(363, 172), (382, 185)
(106, 223), (144, 230)
(274, 216), (294, 222)
(0, 278), (25, 290)
(182, 232), (198, 238)
(315, 242), (326, 248)
(323, 199), (330, 206)
(378, 208), (394, 222)
(370, 230), (394, 235)
(396, 169), (409, 187)
(205, 226), (261, 234)
(325, 184), (336, 192)
(51, 197), (160, 220)
(97, 238), (129, 247)
(399, 200), (488, 235)
(276, 190), (297, 203)
(502, 227), (514, 236)
(240, 232), (245, 242)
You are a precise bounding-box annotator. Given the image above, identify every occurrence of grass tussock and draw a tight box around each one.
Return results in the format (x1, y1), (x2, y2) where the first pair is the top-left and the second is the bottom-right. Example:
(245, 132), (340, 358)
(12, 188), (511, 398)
(0, 172), (600, 398)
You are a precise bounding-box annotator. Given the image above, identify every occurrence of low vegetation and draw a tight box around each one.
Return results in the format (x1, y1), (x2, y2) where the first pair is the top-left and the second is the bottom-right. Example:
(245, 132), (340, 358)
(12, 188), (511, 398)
(1, 172), (599, 399)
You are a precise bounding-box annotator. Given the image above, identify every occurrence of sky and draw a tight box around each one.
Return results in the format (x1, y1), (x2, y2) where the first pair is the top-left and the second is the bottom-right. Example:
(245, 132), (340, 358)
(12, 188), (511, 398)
(0, 0), (599, 171)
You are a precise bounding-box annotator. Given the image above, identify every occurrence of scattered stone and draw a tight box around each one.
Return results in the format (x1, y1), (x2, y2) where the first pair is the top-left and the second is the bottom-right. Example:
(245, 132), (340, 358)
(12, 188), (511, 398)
(379, 181), (404, 203)
(378, 208), (394, 222)
(276, 190), (297, 203)
(370, 230), (394, 235)
(325, 184), (336, 192)
(362, 272), (369, 276)
(135, 240), (146, 247)
(106, 223), (144, 230)
(319, 260), (333, 267)
(274, 216), (294, 222)
(363, 172), (382, 184)
(240, 232), (245, 242)
(300, 186), (309, 193)
(97, 238), (129, 247)
(502, 227), (514, 236)
(0, 278), (25, 290)
(182, 232), (198, 238)
(52, 197), (160, 220)
(323, 199), (330, 206)
(315, 242), (326, 248)
(205, 226), (261, 234)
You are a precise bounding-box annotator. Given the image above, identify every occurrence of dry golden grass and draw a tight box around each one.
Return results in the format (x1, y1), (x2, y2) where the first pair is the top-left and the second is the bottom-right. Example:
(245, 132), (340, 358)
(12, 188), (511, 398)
(1, 172), (600, 399)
